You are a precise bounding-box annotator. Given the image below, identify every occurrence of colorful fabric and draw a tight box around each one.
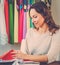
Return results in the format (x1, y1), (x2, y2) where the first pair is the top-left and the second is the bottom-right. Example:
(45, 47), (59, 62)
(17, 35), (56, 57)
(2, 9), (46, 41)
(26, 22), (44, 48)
(23, 0), (28, 39)
(18, 0), (24, 43)
(2, 0), (52, 44)
(14, 0), (18, 43)
(4, 0), (10, 43)
(8, 0), (14, 44)
(30, 0), (35, 28)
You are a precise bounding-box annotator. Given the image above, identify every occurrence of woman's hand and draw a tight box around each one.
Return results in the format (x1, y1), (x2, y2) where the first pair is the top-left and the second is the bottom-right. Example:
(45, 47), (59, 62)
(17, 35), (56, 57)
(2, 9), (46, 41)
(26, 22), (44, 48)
(0, 56), (2, 59)
(11, 50), (27, 60)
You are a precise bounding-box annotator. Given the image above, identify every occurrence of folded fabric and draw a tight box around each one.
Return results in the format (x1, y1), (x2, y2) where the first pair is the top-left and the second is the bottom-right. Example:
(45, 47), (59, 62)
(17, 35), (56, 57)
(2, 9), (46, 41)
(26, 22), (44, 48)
(2, 49), (14, 60)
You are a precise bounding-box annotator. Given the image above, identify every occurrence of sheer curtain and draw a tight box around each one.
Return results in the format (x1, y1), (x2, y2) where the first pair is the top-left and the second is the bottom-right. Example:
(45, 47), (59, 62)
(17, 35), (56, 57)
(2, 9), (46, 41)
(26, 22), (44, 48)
(0, 0), (8, 45)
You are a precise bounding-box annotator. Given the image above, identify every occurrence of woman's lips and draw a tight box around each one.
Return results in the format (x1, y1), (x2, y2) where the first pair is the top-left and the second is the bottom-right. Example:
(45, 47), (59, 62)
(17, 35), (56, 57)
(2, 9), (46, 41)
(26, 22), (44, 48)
(33, 21), (38, 24)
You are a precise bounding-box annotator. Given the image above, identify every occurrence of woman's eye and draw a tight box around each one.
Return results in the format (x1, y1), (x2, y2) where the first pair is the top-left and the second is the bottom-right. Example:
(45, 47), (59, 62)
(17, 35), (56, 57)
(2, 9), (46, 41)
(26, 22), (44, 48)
(33, 16), (37, 18)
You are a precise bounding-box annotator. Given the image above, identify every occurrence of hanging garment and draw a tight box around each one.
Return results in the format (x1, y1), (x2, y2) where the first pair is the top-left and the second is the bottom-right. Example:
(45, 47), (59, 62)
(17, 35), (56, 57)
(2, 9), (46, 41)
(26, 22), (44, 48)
(8, 0), (14, 44)
(30, 0), (35, 28)
(4, 0), (10, 43)
(23, 0), (28, 39)
(0, 0), (8, 45)
(23, 12), (27, 39)
(26, 0), (34, 30)
(14, 0), (18, 43)
(26, 0), (30, 31)
(18, 0), (24, 43)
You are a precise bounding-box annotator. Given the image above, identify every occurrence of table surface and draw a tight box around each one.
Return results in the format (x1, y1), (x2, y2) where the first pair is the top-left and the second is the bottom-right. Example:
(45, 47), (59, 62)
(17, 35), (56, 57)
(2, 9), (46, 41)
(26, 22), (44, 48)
(0, 60), (60, 65)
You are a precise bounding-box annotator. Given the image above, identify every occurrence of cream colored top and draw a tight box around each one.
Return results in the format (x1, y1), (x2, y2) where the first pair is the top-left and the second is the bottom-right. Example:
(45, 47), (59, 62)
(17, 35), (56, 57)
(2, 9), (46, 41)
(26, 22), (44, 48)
(20, 28), (60, 63)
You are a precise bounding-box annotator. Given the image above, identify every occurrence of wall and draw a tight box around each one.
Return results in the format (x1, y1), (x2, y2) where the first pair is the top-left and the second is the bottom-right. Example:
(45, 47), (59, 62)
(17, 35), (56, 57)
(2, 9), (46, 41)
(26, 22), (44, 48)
(51, 0), (60, 25)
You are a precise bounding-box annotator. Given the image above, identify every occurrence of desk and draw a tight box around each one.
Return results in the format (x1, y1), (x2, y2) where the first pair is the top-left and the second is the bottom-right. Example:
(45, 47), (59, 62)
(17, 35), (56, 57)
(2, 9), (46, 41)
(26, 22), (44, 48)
(0, 60), (60, 65)
(40, 61), (60, 65)
(0, 60), (40, 65)
(0, 61), (14, 65)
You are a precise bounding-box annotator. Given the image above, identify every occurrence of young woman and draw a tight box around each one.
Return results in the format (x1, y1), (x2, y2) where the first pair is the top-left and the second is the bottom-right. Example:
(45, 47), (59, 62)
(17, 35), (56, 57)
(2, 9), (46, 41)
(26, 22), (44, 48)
(12, 1), (60, 64)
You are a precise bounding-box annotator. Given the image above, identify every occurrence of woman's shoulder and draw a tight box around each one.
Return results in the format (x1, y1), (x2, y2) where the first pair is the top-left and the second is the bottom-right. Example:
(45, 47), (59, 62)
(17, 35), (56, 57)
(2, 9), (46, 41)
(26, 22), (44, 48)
(55, 29), (60, 35)
(27, 28), (34, 33)
(26, 28), (34, 37)
(52, 29), (60, 39)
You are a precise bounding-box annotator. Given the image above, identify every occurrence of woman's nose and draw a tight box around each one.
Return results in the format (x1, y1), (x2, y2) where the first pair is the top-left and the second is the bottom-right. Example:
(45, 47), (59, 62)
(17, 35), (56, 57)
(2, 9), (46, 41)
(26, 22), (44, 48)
(32, 19), (35, 23)
(32, 20), (36, 24)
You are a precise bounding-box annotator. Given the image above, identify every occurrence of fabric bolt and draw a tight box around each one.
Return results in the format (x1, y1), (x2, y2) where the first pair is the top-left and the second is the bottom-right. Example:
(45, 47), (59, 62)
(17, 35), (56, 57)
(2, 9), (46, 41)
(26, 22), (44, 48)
(26, 4), (30, 31)
(30, 0), (35, 28)
(4, 0), (10, 43)
(18, 0), (24, 43)
(23, 0), (28, 12)
(23, 0), (28, 39)
(30, 18), (34, 28)
(14, 0), (18, 43)
(8, 0), (14, 44)
(23, 12), (27, 39)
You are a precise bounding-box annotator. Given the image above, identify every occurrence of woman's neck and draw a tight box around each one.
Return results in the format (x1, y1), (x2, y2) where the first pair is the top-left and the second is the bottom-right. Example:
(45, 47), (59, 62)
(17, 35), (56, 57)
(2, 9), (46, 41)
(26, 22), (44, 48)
(38, 23), (49, 34)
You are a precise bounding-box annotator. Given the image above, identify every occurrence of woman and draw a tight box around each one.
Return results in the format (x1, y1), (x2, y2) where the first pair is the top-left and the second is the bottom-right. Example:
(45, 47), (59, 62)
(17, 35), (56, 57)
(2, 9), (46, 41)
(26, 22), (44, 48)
(12, 1), (60, 64)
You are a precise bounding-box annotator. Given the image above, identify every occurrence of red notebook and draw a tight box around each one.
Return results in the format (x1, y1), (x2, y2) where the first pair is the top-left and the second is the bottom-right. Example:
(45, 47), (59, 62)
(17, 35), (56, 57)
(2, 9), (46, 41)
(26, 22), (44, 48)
(2, 50), (14, 60)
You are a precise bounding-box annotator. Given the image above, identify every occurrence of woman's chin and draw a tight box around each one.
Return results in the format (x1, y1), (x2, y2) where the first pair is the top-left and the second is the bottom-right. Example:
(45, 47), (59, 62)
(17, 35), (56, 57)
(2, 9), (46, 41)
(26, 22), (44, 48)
(35, 27), (39, 30)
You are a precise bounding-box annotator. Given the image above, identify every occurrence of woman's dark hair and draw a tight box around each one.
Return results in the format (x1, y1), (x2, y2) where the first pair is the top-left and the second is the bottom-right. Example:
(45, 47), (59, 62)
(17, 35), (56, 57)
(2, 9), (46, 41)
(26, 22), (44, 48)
(29, 1), (60, 34)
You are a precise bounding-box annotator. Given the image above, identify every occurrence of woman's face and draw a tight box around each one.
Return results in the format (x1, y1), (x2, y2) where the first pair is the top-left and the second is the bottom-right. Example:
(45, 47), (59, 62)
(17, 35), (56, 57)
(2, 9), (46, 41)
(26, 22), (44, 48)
(30, 9), (45, 29)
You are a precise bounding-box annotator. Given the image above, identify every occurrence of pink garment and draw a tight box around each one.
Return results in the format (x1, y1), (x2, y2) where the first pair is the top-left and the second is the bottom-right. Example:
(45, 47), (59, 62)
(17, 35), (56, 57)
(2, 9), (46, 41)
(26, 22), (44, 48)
(4, 0), (10, 43)
(18, 8), (24, 43)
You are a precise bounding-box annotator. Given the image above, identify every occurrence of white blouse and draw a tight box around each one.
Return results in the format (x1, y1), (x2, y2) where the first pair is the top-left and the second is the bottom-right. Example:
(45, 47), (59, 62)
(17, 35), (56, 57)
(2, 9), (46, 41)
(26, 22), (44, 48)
(20, 28), (60, 63)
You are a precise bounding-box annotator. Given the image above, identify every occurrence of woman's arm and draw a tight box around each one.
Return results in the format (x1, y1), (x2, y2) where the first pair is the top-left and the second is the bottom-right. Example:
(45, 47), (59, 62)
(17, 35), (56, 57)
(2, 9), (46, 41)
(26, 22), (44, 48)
(12, 50), (48, 62)
(24, 54), (48, 62)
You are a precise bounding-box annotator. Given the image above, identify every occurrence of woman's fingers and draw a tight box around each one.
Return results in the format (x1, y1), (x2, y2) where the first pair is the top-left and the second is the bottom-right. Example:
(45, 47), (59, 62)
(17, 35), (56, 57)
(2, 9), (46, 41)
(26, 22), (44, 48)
(11, 50), (22, 59)
(11, 50), (26, 59)
(11, 50), (20, 54)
